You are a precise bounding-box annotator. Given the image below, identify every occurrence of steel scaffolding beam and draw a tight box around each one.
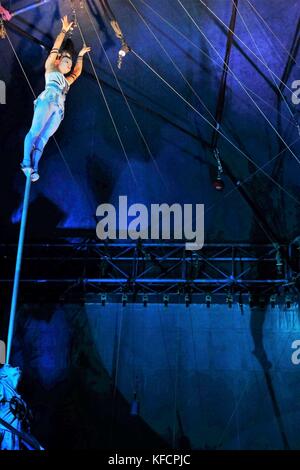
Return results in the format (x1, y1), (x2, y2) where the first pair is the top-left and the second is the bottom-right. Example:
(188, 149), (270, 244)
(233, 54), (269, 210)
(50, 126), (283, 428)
(1, 240), (299, 303)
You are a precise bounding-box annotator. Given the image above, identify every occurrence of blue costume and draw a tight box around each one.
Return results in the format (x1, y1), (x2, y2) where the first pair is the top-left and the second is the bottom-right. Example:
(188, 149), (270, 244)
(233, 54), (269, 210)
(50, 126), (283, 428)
(22, 70), (70, 181)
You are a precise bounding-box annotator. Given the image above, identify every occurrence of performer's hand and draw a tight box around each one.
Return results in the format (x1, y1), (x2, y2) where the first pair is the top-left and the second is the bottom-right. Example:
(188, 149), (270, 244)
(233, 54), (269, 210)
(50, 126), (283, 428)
(78, 46), (91, 56)
(0, 6), (12, 21)
(61, 15), (74, 33)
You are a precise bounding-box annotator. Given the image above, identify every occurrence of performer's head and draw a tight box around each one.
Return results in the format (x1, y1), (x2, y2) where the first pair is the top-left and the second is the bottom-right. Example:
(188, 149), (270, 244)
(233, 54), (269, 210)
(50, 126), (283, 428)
(0, 364), (22, 389)
(56, 38), (75, 75)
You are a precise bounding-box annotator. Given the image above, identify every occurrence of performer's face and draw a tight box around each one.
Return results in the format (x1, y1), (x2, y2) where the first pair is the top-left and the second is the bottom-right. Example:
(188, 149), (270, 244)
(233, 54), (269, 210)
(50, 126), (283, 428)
(58, 52), (73, 74)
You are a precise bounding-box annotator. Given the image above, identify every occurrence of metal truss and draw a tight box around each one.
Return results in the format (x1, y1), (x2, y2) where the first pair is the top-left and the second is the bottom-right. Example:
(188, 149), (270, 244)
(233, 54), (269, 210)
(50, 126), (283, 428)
(1, 240), (300, 304)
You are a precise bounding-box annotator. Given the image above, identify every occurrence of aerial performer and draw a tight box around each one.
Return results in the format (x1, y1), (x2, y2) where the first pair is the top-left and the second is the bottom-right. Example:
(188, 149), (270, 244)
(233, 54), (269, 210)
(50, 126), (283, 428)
(21, 15), (91, 182)
(0, 364), (43, 450)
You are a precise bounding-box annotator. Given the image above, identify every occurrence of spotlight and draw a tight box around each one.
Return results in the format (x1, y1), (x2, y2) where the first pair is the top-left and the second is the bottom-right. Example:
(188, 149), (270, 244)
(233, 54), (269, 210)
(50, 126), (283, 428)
(213, 177), (225, 191)
(259, 296), (265, 309)
(270, 294), (277, 309)
(275, 244), (283, 275)
(122, 293), (128, 307)
(143, 294), (148, 307)
(185, 293), (191, 307)
(205, 294), (212, 308)
(101, 293), (107, 307)
(163, 295), (169, 308)
(226, 293), (233, 308)
(248, 293), (254, 308)
(285, 292), (292, 309)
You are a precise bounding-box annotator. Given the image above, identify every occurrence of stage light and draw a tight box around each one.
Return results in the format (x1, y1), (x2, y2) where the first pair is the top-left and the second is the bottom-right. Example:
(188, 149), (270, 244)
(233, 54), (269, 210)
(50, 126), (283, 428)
(226, 293), (233, 308)
(285, 292), (292, 309)
(275, 243), (283, 275)
(213, 177), (225, 191)
(143, 294), (148, 307)
(205, 294), (211, 308)
(163, 295), (169, 307)
(248, 293), (254, 308)
(270, 294), (277, 308)
(122, 293), (128, 307)
(185, 293), (191, 307)
(101, 293), (107, 306)
(259, 296), (265, 309)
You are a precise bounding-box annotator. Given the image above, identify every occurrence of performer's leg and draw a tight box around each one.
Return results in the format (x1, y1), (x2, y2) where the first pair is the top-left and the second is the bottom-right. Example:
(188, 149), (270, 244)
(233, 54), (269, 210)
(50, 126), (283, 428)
(30, 107), (63, 182)
(22, 98), (55, 169)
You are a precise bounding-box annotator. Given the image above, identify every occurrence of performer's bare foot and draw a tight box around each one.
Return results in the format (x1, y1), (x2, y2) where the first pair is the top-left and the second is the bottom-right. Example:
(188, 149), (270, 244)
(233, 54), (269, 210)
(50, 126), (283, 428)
(20, 163), (33, 177)
(31, 171), (40, 183)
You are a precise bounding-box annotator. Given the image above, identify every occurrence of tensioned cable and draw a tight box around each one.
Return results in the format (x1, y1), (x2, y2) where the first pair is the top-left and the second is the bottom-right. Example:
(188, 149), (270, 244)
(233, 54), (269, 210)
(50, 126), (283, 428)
(248, 9), (300, 137)
(131, 49), (300, 208)
(129, 0), (292, 159)
(176, 0), (300, 168)
(6, 31), (80, 188)
(204, 135), (300, 216)
(136, 0), (298, 130)
(246, 0), (300, 69)
(233, 0), (299, 129)
(246, 2), (288, 68)
(127, 1), (300, 209)
(82, 0), (167, 189)
(70, 4), (137, 184)
(197, 0), (297, 95)
(128, 0), (217, 126)
(131, 50), (299, 244)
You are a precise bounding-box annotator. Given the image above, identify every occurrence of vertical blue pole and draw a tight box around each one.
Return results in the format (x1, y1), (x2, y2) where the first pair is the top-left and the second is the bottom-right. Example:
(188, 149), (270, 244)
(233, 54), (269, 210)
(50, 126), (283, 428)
(6, 172), (32, 363)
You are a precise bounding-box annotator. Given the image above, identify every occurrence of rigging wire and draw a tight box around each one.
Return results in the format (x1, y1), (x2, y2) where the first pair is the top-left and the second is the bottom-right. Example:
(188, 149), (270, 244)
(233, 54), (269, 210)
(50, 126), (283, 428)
(128, 0), (217, 126)
(69, 1), (137, 184)
(204, 135), (300, 216)
(232, 0), (299, 131)
(130, 49), (300, 208)
(197, 0), (297, 95)
(135, 0), (299, 130)
(175, 0), (300, 168)
(82, 0), (167, 189)
(246, 0), (300, 69)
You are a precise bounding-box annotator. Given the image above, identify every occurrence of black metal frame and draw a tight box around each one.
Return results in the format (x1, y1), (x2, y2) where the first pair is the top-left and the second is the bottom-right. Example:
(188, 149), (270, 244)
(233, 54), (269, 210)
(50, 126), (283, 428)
(1, 240), (299, 304)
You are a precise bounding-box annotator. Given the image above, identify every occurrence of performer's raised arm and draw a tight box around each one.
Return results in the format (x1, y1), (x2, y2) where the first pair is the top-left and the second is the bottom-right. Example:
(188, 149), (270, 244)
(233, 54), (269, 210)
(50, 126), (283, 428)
(45, 15), (73, 71)
(66, 46), (91, 85)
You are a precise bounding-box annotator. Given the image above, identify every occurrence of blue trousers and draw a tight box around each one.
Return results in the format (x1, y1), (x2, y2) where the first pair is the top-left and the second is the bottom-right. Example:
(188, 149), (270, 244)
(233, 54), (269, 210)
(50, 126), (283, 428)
(23, 90), (64, 171)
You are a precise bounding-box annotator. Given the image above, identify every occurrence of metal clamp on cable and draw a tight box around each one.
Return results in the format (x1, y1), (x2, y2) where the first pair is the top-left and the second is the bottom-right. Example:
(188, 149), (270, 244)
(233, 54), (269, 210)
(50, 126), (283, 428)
(0, 19), (5, 39)
(117, 39), (131, 70)
(212, 147), (225, 191)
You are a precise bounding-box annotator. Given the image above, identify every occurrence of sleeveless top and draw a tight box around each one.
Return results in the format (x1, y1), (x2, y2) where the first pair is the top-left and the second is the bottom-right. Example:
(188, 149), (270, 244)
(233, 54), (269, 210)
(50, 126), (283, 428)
(35, 70), (70, 112)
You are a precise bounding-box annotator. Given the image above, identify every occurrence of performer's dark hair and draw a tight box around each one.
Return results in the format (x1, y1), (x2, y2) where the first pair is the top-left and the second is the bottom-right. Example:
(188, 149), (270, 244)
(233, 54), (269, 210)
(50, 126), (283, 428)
(60, 38), (76, 63)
